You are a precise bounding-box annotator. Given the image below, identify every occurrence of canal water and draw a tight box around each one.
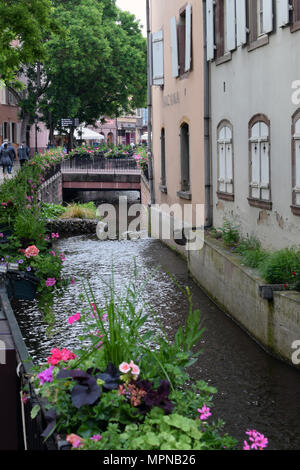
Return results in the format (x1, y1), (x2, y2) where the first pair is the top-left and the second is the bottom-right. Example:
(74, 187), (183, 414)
(12, 192), (300, 450)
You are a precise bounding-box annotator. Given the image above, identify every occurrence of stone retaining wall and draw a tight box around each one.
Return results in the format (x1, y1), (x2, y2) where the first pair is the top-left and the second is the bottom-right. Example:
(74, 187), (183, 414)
(45, 218), (98, 237)
(187, 234), (300, 368)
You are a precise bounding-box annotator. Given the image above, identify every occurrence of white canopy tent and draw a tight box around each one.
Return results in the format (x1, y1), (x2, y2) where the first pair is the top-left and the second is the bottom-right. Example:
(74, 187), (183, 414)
(74, 127), (105, 141)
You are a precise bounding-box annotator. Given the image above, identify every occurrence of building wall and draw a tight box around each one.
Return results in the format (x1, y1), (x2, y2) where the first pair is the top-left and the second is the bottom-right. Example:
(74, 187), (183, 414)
(210, 4), (300, 250)
(0, 87), (21, 153)
(151, 0), (205, 226)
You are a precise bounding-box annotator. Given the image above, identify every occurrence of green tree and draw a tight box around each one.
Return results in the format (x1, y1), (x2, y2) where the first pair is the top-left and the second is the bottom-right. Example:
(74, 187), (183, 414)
(0, 0), (57, 81)
(12, 0), (147, 144)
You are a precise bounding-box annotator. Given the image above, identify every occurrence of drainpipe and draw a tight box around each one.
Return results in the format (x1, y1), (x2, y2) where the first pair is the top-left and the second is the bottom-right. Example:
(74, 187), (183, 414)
(203, 0), (212, 228)
(146, 0), (155, 205)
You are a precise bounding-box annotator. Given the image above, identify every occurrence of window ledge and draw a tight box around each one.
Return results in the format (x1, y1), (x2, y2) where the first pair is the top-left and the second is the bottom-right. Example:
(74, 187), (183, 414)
(248, 34), (269, 52)
(159, 184), (168, 194)
(177, 190), (192, 200)
(216, 52), (232, 66)
(248, 197), (272, 211)
(217, 191), (234, 202)
(291, 205), (300, 216)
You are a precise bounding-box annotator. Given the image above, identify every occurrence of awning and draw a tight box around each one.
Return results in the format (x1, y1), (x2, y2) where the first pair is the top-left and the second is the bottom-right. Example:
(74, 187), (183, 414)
(74, 127), (105, 141)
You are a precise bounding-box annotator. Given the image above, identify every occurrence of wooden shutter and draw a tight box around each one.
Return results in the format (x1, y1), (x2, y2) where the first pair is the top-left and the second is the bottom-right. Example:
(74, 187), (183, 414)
(185, 3), (192, 72)
(224, 127), (233, 193)
(170, 16), (179, 78)
(278, 0), (290, 26)
(236, 0), (247, 45)
(262, 0), (273, 33)
(152, 31), (164, 86)
(226, 0), (236, 51)
(206, 0), (215, 60)
(292, 0), (300, 30)
(215, 0), (225, 58)
(177, 24), (186, 75)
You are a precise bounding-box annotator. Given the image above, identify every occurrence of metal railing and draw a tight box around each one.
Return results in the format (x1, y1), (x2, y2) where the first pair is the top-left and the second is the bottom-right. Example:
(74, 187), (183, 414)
(61, 154), (140, 174)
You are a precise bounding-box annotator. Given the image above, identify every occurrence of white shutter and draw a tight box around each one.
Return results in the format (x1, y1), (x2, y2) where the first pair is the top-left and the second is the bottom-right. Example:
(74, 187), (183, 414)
(170, 16), (179, 78)
(296, 141), (300, 188)
(236, 0), (247, 46)
(185, 3), (192, 72)
(262, 0), (273, 33)
(206, 0), (215, 61)
(219, 142), (226, 193)
(226, 0), (236, 51)
(152, 31), (164, 86)
(278, 0), (290, 27)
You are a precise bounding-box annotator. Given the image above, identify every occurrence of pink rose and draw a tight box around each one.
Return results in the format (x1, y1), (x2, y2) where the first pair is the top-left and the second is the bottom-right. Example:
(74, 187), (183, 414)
(25, 245), (40, 258)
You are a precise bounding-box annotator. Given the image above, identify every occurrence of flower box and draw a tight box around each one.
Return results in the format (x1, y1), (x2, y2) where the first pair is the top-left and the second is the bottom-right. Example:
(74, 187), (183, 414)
(7, 271), (40, 301)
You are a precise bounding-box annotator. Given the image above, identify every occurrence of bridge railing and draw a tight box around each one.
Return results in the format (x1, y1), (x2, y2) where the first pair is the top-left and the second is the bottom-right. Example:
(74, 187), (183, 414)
(61, 155), (140, 174)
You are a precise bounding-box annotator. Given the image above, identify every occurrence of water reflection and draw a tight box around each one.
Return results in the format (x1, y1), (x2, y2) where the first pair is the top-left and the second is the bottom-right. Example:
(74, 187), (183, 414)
(12, 199), (300, 450)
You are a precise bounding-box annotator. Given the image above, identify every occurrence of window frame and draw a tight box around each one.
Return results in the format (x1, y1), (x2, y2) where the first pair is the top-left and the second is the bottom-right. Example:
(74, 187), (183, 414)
(291, 109), (300, 215)
(216, 120), (234, 201)
(160, 127), (167, 193)
(177, 122), (191, 200)
(248, 114), (272, 210)
(247, 0), (270, 52)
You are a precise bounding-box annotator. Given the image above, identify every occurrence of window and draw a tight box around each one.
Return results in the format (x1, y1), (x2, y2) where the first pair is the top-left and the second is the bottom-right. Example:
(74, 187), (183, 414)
(211, 0), (236, 63)
(160, 128), (167, 191)
(11, 123), (16, 143)
(1, 87), (7, 105)
(248, 0), (273, 50)
(291, 110), (300, 215)
(177, 123), (191, 198)
(217, 121), (234, 200)
(170, 3), (192, 78)
(248, 115), (272, 210)
(3, 122), (9, 140)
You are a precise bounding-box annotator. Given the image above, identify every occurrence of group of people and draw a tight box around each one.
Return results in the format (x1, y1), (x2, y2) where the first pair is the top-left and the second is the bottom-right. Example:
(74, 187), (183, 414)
(0, 140), (30, 177)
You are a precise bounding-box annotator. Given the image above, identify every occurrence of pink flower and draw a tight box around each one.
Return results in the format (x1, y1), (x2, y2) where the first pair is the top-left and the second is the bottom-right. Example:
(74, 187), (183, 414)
(25, 245), (40, 258)
(47, 347), (76, 365)
(90, 434), (102, 442)
(198, 405), (212, 421)
(244, 430), (268, 451)
(68, 313), (81, 325)
(119, 362), (131, 374)
(129, 360), (140, 376)
(0, 233), (3, 238)
(50, 251), (56, 257)
(46, 278), (56, 287)
(37, 365), (54, 386)
(66, 434), (84, 448)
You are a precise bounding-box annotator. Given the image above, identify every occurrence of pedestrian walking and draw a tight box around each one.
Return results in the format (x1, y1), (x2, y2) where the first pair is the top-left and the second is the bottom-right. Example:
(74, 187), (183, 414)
(0, 143), (13, 176)
(6, 142), (16, 174)
(18, 141), (30, 168)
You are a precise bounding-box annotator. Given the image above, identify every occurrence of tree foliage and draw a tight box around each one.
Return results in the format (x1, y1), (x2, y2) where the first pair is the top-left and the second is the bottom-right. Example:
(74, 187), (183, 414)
(0, 0), (57, 81)
(10, 0), (147, 138)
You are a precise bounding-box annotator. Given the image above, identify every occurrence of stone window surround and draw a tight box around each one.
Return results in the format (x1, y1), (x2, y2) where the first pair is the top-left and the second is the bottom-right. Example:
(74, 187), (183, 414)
(248, 113), (272, 210)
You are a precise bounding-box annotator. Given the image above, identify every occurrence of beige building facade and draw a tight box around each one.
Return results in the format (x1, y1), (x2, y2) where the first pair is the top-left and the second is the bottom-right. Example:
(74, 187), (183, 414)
(150, 0), (207, 245)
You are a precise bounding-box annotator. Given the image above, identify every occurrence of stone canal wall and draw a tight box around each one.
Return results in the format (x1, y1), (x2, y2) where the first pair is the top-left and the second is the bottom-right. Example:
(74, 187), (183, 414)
(38, 172), (63, 204)
(187, 235), (300, 368)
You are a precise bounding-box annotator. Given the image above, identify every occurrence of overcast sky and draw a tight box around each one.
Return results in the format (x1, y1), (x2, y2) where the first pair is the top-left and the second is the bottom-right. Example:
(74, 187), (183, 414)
(116, 0), (147, 36)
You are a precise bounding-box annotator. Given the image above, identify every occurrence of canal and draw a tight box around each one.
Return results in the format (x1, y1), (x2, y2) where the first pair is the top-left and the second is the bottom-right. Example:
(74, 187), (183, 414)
(12, 192), (300, 451)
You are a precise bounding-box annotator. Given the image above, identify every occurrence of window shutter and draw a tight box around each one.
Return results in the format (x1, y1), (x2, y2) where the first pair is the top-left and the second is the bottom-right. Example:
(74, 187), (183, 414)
(278, 0), (290, 26)
(185, 3), (192, 72)
(219, 143), (226, 192)
(152, 31), (164, 86)
(170, 16), (179, 77)
(296, 139), (300, 188)
(262, 0), (274, 33)
(292, 0), (300, 28)
(226, 0), (236, 51)
(236, 0), (247, 45)
(206, 0), (215, 61)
